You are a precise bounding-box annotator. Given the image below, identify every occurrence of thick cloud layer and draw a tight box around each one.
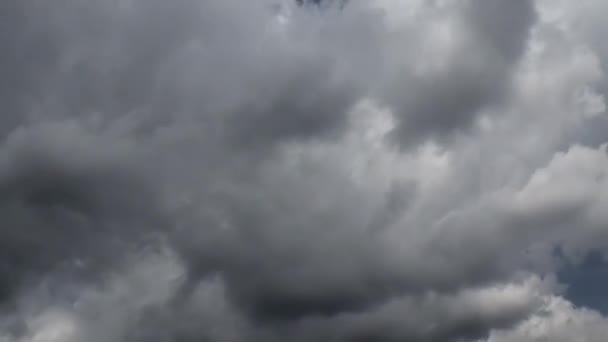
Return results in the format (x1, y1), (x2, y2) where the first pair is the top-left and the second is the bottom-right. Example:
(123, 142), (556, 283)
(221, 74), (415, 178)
(2, 0), (608, 341)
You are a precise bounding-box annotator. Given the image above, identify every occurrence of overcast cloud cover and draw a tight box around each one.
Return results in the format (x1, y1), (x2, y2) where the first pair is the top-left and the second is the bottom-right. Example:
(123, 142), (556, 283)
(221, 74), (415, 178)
(2, 0), (608, 341)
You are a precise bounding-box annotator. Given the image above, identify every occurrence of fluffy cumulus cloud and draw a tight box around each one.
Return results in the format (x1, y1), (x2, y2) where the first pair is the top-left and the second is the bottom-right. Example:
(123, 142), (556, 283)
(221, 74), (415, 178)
(2, 0), (608, 341)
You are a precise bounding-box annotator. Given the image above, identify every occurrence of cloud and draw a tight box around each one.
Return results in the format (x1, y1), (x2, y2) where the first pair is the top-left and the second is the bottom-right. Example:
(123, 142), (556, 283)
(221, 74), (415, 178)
(2, 0), (608, 341)
(0, 120), (163, 306)
(486, 295), (608, 342)
(376, 0), (537, 147)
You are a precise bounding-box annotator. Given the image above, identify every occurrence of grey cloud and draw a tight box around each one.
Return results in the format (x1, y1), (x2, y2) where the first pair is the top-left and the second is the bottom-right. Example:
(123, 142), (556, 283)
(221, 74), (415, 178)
(169, 151), (410, 320)
(382, 0), (537, 147)
(486, 295), (608, 342)
(3, 0), (540, 151)
(2, 0), (608, 342)
(0, 121), (162, 306)
(304, 285), (539, 342)
(28, 253), (537, 342)
(0, 0), (375, 150)
(464, 0), (536, 61)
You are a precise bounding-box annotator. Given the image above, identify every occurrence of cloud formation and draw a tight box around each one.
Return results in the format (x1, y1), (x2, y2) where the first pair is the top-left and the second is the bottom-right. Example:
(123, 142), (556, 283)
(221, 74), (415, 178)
(1, 0), (608, 341)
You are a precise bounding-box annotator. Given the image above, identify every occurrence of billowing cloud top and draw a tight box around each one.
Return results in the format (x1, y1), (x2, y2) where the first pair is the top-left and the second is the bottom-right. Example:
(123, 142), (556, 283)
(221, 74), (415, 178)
(2, 0), (608, 341)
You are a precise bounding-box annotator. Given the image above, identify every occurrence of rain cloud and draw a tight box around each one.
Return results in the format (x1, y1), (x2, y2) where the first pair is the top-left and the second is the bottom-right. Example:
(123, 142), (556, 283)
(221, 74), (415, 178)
(2, 0), (608, 341)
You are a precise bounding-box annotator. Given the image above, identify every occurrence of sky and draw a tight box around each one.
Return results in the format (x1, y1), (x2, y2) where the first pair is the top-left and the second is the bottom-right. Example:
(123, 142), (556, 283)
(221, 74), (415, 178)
(1, 0), (608, 341)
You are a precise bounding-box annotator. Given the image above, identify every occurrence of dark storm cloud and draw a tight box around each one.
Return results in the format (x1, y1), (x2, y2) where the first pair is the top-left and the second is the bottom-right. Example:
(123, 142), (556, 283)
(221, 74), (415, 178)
(0, 121), (162, 307)
(465, 0), (536, 61)
(117, 272), (541, 342)
(1, 0), (538, 151)
(0, 0), (374, 151)
(168, 154), (410, 320)
(2, 0), (608, 342)
(383, 0), (537, 147)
